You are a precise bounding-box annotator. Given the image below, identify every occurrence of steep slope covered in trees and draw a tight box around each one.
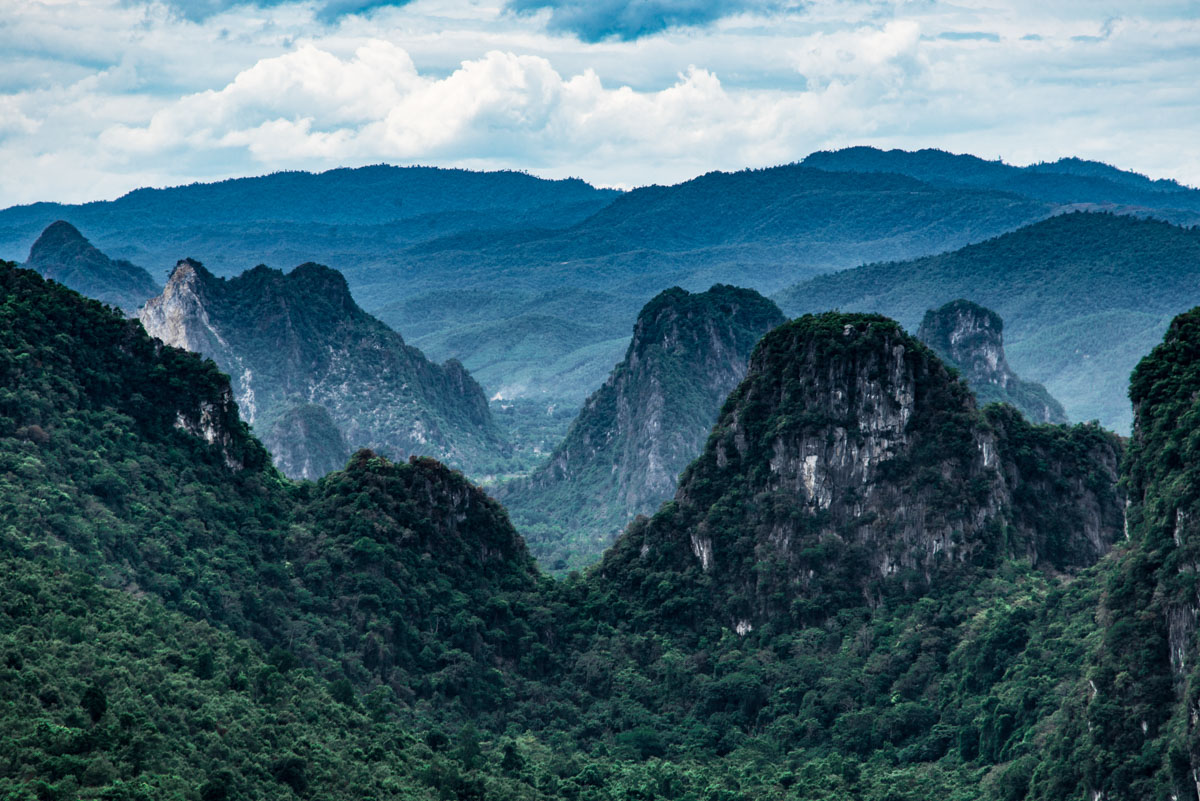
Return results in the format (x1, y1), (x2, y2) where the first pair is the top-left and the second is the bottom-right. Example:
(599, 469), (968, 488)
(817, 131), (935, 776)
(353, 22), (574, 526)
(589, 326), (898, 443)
(500, 285), (785, 570)
(138, 259), (510, 478)
(917, 299), (1068, 423)
(777, 212), (1200, 431)
(23, 220), (160, 314)
(1020, 307), (1200, 799)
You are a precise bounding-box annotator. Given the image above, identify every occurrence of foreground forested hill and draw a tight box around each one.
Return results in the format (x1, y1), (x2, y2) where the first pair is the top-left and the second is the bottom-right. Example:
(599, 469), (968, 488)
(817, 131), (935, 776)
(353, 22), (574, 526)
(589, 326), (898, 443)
(4, 257), (1200, 800)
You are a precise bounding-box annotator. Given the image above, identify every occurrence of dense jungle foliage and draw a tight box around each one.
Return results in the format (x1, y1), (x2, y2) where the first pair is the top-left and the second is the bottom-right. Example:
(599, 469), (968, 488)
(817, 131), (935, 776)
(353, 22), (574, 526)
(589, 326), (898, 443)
(1, 259), (1196, 800)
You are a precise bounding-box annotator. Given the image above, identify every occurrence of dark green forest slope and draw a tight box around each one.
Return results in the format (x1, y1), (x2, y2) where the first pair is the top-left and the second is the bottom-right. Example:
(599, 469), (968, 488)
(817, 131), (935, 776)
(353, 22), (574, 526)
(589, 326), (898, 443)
(23, 221), (160, 314)
(500, 285), (785, 571)
(7, 257), (1200, 801)
(777, 212), (1200, 432)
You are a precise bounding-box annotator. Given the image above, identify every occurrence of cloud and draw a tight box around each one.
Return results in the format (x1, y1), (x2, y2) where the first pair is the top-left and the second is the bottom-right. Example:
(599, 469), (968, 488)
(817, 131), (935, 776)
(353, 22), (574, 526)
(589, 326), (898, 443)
(96, 40), (842, 172)
(505, 0), (796, 42)
(2, 0), (1200, 209)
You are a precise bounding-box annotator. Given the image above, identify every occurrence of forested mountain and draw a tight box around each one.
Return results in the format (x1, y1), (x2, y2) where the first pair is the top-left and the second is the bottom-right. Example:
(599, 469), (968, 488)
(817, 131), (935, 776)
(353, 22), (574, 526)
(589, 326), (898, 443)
(916, 300), (1067, 424)
(803, 146), (1200, 221)
(500, 285), (786, 571)
(777, 212), (1200, 432)
(8, 254), (1200, 799)
(0, 259), (555, 799)
(592, 312), (1123, 631)
(23, 220), (160, 314)
(138, 258), (510, 478)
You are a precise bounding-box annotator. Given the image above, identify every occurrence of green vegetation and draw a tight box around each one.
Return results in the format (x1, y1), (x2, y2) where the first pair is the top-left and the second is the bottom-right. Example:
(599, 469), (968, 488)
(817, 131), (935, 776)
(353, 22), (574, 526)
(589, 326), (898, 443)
(23, 221), (160, 314)
(778, 212), (1200, 432)
(7, 258), (1200, 800)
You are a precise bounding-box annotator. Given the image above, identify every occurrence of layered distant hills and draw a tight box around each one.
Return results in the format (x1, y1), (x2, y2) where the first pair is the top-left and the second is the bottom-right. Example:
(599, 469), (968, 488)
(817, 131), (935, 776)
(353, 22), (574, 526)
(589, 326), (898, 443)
(777, 212), (1200, 432)
(4, 150), (1195, 414)
(802, 146), (1200, 221)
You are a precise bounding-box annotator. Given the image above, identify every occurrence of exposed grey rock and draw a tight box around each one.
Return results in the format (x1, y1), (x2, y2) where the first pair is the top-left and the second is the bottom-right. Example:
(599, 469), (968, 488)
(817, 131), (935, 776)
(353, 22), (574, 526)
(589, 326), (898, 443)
(598, 313), (1124, 629)
(917, 299), (1068, 423)
(140, 259), (508, 479)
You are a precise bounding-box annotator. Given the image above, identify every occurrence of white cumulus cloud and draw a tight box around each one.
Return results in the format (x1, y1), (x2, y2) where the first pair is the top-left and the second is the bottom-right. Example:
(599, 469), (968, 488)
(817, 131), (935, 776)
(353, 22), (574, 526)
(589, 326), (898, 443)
(0, 0), (1198, 205)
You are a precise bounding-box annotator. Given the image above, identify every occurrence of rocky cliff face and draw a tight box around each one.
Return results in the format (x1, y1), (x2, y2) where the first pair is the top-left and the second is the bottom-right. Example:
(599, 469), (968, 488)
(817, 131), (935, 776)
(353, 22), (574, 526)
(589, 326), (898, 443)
(597, 312), (1123, 632)
(917, 299), (1068, 423)
(139, 259), (508, 478)
(499, 285), (785, 569)
(1055, 307), (1200, 800)
(23, 221), (161, 314)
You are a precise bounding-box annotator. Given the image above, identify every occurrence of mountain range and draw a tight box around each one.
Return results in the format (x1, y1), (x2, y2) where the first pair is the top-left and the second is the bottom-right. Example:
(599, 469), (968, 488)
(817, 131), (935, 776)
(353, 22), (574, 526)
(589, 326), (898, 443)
(5, 149), (1196, 425)
(8, 249), (1195, 799)
(138, 258), (510, 479)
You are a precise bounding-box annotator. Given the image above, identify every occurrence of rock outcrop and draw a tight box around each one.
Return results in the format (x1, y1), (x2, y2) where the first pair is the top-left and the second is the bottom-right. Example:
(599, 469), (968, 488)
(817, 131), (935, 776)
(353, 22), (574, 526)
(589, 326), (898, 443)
(917, 299), (1068, 423)
(23, 221), (160, 314)
(499, 285), (786, 569)
(1056, 307), (1200, 799)
(597, 312), (1124, 632)
(139, 259), (508, 478)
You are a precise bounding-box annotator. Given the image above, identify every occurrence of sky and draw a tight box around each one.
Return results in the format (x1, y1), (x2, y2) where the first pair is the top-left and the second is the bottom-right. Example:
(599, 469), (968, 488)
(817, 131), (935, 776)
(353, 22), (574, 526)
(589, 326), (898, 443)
(1, 0), (1199, 207)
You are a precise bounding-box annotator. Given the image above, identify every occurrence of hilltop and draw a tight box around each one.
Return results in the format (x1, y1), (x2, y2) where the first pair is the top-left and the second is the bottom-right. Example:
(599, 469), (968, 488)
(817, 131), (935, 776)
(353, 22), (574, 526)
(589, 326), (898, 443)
(500, 285), (785, 570)
(22, 220), (160, 313)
